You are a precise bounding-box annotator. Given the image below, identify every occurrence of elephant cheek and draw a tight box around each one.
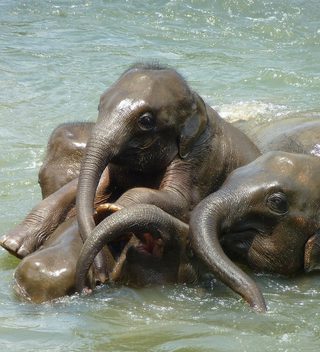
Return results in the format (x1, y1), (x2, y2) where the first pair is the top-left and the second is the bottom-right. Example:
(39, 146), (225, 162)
(246, 239), (286, 274)
(248, 239), (304, 275)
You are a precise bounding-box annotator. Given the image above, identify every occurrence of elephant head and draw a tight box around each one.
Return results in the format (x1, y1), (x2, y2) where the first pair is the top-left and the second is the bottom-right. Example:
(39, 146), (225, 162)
(190, 151), (320, 311)
(76, 63), (207, 244)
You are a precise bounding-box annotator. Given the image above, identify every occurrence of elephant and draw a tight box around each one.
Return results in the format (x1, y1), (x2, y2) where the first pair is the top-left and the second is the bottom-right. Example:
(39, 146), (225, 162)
(1, 62), (260, 280)
(74, 151), (320, 312)
(39, 121), (94, 198)
(5, 63), (320, 303)
(0, 121), (108, 259)
(235, 115), (320, 156)
(13, 204), (194, 303)
(189, 151), (320, 311)
(74, 62), (260, 280)
(11, 114), (318, 303)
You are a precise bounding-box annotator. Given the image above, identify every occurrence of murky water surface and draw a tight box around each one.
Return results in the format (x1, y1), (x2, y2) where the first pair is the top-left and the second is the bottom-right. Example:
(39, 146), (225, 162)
(1, 1), (320, 350)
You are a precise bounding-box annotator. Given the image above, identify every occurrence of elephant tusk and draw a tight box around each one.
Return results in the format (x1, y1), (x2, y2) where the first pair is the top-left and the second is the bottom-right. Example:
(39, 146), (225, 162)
(95, 203), (123, 214)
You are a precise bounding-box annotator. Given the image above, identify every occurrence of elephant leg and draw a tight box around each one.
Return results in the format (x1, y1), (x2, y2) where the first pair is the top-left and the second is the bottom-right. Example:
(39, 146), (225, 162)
(13, 218), (83, 303)
(0, 179), (78, 258)
(1, 167), (111, 259)
(114, 158), (193, 222)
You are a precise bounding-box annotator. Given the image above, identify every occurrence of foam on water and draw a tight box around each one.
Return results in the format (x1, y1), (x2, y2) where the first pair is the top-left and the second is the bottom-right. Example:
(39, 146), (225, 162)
(215, 101), (289, 123)
(0, 1), (320, 351)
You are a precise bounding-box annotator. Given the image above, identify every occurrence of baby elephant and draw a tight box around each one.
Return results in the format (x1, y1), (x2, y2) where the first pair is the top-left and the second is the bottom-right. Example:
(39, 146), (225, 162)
(190, 151), (320, 311)
(76, 151), (320, 312)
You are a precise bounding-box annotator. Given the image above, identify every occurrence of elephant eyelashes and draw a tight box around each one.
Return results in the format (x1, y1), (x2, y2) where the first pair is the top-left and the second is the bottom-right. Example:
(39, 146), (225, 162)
(266, 192), (289, 215)
(137, 112), (156, 131)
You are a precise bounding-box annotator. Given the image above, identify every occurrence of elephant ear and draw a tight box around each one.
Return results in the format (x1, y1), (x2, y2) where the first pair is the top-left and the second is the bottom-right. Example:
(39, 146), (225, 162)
(178, 92), (208, 159)
(304, 231), (320, 272)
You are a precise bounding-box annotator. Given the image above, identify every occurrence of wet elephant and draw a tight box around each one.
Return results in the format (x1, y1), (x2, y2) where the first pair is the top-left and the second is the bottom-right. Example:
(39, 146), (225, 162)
(75, 152), (320, 312)
(189, 151), (320, 311)
(74, 63), (260, 280)
(11, 125), (320, 304)
(235, 114), (320, 156)
(14, 204), (193, 303)
(1, 62), (259, 279)
(0, 121), (109, 258)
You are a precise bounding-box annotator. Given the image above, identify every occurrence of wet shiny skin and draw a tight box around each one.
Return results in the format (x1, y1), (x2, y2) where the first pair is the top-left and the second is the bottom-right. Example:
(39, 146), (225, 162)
(1, 0), (320, 350)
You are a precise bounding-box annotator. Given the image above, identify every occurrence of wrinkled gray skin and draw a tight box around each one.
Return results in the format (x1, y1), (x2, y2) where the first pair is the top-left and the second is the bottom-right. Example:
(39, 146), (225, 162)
(75, 63), (260, 281)
(0, 122), (99, 258)
(189, 151), (320, 311)
(14, 205), (194, 303)
(9, 116), (320, 304)
(1, 63), (259, 278)
(76, 152), (320, 312)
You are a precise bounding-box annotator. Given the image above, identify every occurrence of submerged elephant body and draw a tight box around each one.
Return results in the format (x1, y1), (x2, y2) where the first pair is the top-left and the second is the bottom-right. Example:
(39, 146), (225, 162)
(235, 115), (320, 156)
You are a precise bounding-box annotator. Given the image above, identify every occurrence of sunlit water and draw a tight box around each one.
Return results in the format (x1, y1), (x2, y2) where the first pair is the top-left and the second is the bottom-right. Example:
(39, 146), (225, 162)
(1, 1), (320, 351)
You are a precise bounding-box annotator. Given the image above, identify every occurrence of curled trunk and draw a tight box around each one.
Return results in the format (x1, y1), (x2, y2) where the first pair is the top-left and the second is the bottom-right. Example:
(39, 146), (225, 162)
(75, 204), (189, 293)
(189, 190), (267, 312)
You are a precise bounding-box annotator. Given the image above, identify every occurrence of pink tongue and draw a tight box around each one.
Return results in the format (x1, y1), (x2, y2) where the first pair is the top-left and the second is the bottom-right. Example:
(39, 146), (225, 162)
(143, 233), (155, 253)
(139, 233), (164, 257)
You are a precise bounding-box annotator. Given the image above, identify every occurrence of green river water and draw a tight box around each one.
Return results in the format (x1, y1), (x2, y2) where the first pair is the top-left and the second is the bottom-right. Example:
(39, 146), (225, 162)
(1, 1), (320, 351)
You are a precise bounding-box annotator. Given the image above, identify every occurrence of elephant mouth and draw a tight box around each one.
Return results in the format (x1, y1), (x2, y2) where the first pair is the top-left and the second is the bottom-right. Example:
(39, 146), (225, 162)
(113, 135), (177, 172)
(220, 228), (260, 263)
(134, 233), (164, 258)
(109, 232), (165, 261)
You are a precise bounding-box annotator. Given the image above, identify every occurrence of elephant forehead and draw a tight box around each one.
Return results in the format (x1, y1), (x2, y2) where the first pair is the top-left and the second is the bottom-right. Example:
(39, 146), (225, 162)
(121, 70), (191, 103)
(225, 152), (320, 196)
(99, 69), (192, 114)
(116, 98), (146, 112)
(253, 151), (320, 180)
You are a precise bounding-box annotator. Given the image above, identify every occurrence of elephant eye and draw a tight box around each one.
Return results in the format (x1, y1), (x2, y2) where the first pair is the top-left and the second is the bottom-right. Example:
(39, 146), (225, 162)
(137, 112), (156, 131)
(266, 192), (288, 215)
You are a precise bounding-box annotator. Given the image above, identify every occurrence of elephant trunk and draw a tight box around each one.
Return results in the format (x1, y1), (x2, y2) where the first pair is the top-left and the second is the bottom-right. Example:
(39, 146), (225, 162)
(76, 120), (129, 281)
(75, 204), (189, 293)
(76, 125), (126, 243)
(189, 190), (267, 312)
